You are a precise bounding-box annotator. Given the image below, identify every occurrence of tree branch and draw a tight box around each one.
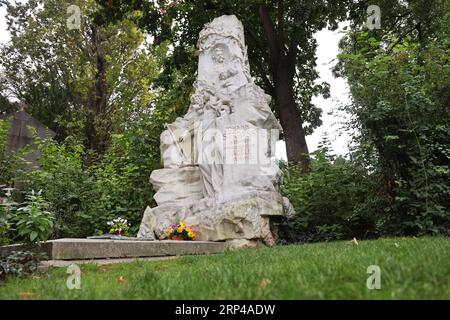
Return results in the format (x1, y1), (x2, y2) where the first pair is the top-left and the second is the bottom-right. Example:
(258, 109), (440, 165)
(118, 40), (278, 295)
(389, 10), (413, 31)
(386, 24), (418, 54)
(286, 19), (304, 80)
(253, 58), (275, 96)
(244, 26), (271, 66)
(258, 4), (280, 65)
(277, 0), (284, 44)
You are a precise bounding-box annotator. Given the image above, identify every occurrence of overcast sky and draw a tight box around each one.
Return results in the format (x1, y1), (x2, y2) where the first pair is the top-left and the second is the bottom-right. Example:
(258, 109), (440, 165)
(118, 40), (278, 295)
(0, 5), (352, 157)
(274, 23), (352, 159)
(307, 23), (352, 157)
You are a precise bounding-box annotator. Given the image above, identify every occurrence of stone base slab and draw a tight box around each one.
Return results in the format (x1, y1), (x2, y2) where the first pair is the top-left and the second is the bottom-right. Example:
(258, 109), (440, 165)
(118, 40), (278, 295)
(138, 191), (283, 244)
(0, 238), (225, 260)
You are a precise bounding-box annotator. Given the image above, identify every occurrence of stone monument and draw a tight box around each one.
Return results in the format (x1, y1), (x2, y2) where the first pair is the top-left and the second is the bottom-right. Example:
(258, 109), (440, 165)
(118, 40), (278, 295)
(1, 106), (55, 166)
(138, 15), (294, 247)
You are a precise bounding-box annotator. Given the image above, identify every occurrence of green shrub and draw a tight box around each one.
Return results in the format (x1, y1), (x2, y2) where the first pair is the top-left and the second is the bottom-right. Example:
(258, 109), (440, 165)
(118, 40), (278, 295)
(335, 20), (450, 237)
(280, 150), (385, 243)
(27, 139), (99, 238)
(0, 117), (13, 186)
(25, 121), (158, 238)
(14, 190), (54, 244)
(0, 187), (19, 245)
(0, 251), (46, 279)
(92, 128), (158, 236)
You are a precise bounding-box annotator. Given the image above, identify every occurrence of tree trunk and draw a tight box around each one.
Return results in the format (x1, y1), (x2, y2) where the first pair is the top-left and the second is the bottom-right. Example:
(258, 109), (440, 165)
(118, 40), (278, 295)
(274, 56), (310, 172)
(86, 24), (107, 156)
(258, 4), (310, 172)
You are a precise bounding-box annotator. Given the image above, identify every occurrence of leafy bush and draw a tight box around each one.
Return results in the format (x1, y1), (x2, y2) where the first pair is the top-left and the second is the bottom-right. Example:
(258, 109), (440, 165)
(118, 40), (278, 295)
(0, 187), (18, 245)
(0, 117), (13, 186)
(280, 148), (385, 243)
(24, 118), (159, 238)
(91, 126), (158, 236)
(0, 251), (46, 279)
(27, 138), (100, 238)
(335, 24), (450, 236)
(14, 190), (54, 244)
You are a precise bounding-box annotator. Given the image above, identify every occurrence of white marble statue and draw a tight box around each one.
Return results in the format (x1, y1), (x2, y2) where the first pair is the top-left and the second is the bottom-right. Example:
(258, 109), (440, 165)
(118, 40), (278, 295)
(138, 15), (294, 247)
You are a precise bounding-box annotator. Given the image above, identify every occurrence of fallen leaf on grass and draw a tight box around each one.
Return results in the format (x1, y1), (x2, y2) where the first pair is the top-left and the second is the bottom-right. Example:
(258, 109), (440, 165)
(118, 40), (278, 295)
(351, 237), (359, 245)
(99, 266), (109, 273)
(259, 278), (271, 290)
(18, 292), (35, 299)
(117, 276), (127, 284)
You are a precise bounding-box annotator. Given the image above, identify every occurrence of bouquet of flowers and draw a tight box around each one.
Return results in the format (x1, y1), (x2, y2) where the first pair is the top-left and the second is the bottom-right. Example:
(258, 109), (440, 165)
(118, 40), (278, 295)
(165, 220), (196, 240)
(107, 217), (130, 236)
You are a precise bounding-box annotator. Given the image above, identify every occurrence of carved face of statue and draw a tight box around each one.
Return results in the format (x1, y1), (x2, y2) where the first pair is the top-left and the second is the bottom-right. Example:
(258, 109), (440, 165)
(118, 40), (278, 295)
(212, 45), (226, 64)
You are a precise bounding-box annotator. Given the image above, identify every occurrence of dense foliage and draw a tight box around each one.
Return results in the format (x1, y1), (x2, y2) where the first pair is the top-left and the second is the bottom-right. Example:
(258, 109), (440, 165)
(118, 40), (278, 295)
(334, 0), (450, 236)
(0, 251), (46, 281)
(14, 190), (54, 244)
(0, 118), (16, 185)
(24, 123), (160, 238)
(1, 0), (158, 155)
(279, 137), (387, 242)
(1, 130), (158, 240)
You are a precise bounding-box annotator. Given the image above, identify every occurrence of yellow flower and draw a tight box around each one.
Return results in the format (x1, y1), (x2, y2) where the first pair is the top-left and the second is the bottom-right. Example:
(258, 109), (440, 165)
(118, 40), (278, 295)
(187, 229), (196, 239)
(177, 227), (183, 233)
(167, 227), (173, 234)
(180, 220), (186, 227)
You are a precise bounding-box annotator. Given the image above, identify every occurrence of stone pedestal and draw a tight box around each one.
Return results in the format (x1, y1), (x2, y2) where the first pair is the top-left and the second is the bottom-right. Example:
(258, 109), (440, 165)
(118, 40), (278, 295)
(138, 191), (284, 245)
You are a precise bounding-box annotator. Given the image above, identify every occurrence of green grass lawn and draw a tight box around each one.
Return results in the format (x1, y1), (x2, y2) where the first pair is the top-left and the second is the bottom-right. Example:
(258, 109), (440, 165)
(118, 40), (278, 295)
(0, 237), (449, 299)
